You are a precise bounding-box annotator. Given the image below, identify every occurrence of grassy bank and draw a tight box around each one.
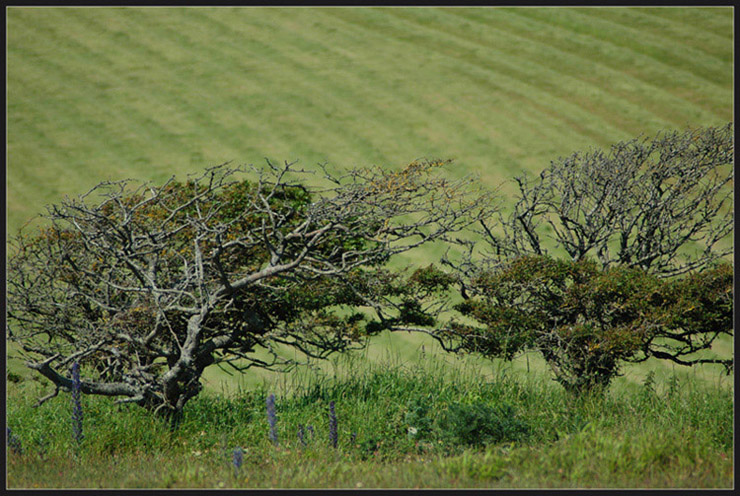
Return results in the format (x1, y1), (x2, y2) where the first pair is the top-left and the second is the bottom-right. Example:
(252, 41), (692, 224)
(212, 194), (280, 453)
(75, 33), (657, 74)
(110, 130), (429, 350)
(6, 354), (733, 489)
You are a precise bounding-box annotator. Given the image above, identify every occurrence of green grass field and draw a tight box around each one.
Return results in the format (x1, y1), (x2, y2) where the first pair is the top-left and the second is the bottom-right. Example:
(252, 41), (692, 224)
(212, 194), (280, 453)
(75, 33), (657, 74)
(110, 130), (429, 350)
(7, 7), (732, 236)
(6, 6), (734, 489)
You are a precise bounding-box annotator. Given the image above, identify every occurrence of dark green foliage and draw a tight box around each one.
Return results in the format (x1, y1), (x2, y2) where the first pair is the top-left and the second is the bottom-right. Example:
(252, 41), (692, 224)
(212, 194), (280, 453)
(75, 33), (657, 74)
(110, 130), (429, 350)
(408, 264), (456, 294)
(402, 392), (531, 449)
(398, 299), (437, 327)
(355, 263), (462, 337)
(7, 372), (23, 383)
(451, 255), (733, 394)
(658, 264), (733, 346)
(438, 402), (530, 448)
(183, 394), (253, 431)
(358, 435), (384, 460)
(403, 395), (436, 441)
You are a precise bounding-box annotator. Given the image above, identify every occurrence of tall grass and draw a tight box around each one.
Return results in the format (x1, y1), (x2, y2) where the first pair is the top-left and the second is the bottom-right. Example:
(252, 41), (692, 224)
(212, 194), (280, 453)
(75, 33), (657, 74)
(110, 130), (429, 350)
(6, 353), (733, 488)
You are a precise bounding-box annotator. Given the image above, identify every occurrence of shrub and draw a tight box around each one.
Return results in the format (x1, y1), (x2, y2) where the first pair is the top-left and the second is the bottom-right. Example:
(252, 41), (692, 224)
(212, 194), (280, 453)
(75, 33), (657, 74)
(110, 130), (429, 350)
(438, 401), (530, 448)
(404, 395), (436, 441)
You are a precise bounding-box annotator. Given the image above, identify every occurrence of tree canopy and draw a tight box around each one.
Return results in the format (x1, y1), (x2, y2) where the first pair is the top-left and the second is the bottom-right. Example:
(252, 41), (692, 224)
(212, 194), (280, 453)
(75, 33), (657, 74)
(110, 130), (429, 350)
(7, 159), (496, 419)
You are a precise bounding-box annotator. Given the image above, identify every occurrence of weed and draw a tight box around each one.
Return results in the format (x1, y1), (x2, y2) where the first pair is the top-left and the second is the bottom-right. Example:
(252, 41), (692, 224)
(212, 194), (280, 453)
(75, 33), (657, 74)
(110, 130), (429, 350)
(4, 357), (732, 489)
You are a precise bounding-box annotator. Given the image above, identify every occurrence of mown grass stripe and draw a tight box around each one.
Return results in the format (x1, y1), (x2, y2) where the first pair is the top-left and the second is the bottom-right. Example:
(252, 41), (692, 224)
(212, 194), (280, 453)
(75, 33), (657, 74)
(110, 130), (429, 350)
(318, 9), (626, 152)
(7, 17), (370, 178)
(7, 7), (733, 238)
(191, 7), (524, 176)
(125, 7), (418, 167)
(54, 8), (306, 170)
(579, 7), (733, 63)
(8, 10), (205, 155)
(637, 6), (733, 41)
(7, 40), (193, 178)
(492, 9), (732, 120)
(304, 12), (575, 181)
(573, 8), (731, 85)
(238, 8), (526, 176)
(384, 7), (701, 132)
(487, 7), (731, 116)
(509, 8), (730, 88)
(8, 14), (275, 189)
(438, 8), (727, 124)
(5, 4), (608, 207)
(94, 9), (276, 154)
(65, 6), (456, 182)
(259, 7), (507, 155)
(597, 8), (733, 63)
(334, 8), (656, 141)
(387, 7), (679, 136)
(183, 8), (412, 166)
(6, 47), (136, 160)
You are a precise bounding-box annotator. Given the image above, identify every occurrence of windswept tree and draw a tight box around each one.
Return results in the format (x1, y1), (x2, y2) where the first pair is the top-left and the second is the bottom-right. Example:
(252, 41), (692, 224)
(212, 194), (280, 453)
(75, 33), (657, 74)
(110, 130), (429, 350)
(401, 125), (734, 394)
(7, 159), (497, 420)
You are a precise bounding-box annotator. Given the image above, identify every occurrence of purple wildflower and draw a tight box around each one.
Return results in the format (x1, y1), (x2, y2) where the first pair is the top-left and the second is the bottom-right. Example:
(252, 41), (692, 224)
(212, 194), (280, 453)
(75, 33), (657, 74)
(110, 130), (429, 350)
(329, 401), (338, 448)
(37, 434), (48, 460)
(266, 393), (278, 446)
(71, 362), (84, 444)
(306, 425), (314, 439)
(232, 446), (244, 476)
(351, 432), (357, 444)
(7, 427), (23, 455)
(298, 424), (306, 446)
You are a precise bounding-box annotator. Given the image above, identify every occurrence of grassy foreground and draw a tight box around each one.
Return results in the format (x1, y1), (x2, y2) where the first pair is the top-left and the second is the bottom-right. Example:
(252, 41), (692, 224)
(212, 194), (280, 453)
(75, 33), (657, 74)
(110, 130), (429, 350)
(6, 354), (733, 489)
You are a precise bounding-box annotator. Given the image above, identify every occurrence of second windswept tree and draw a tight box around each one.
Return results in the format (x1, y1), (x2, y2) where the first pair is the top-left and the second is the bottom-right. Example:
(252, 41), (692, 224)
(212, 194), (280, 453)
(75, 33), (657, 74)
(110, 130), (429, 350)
(398, 124), (734, 394)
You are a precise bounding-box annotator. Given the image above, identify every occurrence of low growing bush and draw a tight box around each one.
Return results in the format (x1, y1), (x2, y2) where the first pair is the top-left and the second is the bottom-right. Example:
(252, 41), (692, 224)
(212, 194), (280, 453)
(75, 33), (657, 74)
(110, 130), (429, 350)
(438, 401), (530, 448)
